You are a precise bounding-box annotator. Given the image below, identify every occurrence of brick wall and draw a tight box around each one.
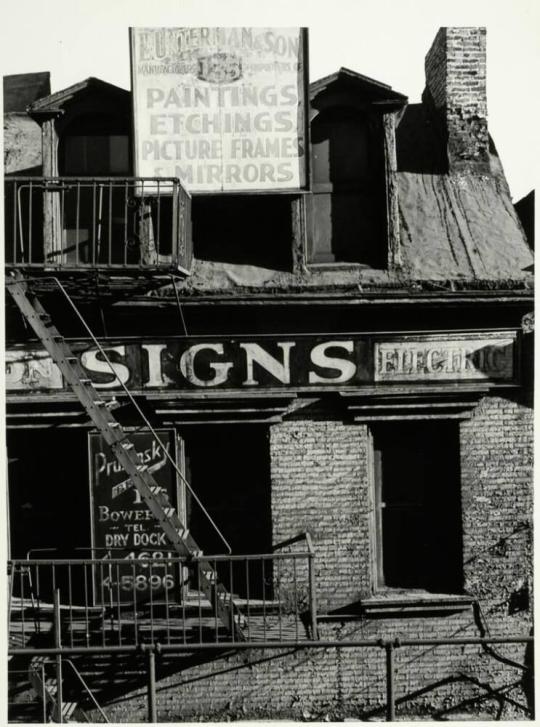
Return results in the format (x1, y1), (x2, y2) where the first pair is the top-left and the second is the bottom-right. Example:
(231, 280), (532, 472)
(84, 394), (533, 721)
(460, 395), (533, 620)
(270, 420), (371, 610)
(424, 27), (489, 172)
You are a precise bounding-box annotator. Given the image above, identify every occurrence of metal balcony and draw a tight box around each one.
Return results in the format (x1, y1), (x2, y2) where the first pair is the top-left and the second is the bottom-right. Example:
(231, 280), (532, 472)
(4, 177), (192, 274)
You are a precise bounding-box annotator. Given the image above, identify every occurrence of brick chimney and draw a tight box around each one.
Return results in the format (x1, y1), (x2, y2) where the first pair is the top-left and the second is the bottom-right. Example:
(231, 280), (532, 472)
(424, 27), (489, 173)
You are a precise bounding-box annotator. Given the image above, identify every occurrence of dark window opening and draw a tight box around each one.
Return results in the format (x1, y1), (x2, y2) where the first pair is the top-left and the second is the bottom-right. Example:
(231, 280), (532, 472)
(57, 114), (177, 265)
(59, 113), (131, 177)
(372, 421), (463, 594)
(191, 194), (293, 271)
(309, 106), (387, 266)
(58, 113), (135, 264)
(8, 429), (91, 559)
(182, 425), (272, 598)
(8, 425), (272, 603)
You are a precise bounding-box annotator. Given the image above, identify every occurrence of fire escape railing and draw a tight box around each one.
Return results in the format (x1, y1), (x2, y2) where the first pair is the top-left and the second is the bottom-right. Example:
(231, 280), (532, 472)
(4, 176), (191, 272)
(8, 551), (318, 648)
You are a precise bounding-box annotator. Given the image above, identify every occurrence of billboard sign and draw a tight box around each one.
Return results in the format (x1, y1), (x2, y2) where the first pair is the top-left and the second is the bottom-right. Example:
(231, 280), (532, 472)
(130, 27), (308, 192)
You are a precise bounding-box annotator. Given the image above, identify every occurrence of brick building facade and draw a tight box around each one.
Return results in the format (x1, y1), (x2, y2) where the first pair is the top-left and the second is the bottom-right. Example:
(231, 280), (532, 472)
(5, 25), (534, 722)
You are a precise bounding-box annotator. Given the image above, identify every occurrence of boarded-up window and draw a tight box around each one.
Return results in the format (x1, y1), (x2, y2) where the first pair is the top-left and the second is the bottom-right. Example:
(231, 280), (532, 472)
(309, 107), (386, 266)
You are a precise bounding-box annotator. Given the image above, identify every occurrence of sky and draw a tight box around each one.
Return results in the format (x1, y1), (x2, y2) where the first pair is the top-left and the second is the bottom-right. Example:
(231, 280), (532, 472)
(1, 0), (538, 200)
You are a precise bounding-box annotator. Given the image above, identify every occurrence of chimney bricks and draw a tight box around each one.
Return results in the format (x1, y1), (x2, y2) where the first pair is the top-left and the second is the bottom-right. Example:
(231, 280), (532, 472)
(424, 27), (489, 174)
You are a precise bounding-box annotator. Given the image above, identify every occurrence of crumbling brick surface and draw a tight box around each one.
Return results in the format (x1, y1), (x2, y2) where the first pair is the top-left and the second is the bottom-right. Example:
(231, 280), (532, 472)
(86, 395), (533, 722)
(460, 395), (533, 615)
(270, 420), (371, 610)
(424, 27), (489, 172)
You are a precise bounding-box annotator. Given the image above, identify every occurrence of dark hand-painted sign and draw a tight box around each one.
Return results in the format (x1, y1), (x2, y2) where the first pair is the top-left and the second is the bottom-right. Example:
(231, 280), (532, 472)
(88, 429), (181, 604)
(6, 331), (518, 394)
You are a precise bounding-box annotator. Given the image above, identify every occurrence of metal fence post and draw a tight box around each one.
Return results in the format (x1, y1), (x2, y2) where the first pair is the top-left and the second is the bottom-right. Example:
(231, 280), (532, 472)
(147, 649), (157, 723)
(54, 588), (64, 723)
(308, 553), (319, 639)
(41, 662), (47, 723)
(385, 642), (395, 722)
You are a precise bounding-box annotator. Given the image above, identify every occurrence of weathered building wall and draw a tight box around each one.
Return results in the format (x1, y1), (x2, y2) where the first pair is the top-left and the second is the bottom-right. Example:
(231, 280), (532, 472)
(460, 395), (533, 618)
(90, 618), (530, 721)
(4, 113), (42, 174)
(4, 72), (49, 175)
(270, 420), (370, 611)
(5, 27), (533, 725)
(83, 393), (532, 722)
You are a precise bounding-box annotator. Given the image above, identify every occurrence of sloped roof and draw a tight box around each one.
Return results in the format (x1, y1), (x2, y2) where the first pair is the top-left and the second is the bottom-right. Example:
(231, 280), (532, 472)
(397, 172), (533, 279)
(11, 68), (533, 284)
(28, 77), (129, 114)
(395, 101), (533, 279)
(310, 70), (532, 280)
(310, 67), (408, 105)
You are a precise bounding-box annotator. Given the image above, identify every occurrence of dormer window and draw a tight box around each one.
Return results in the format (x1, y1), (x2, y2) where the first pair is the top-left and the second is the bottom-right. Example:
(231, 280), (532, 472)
(307, 68), (407, 270)
(309, 105), (386, 266)
(59, 113), (130, 176)
(15, 78), (191, 272)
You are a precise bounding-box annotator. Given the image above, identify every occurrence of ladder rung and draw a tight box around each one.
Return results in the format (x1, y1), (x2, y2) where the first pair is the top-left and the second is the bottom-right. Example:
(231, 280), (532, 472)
(136, 464), (148, 472)
(94, 399), (118, 409)
(120, 442), (134, 450)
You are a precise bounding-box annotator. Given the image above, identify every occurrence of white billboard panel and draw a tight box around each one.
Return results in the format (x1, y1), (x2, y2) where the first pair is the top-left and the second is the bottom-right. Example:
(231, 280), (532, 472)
(130, 27), (308, 193)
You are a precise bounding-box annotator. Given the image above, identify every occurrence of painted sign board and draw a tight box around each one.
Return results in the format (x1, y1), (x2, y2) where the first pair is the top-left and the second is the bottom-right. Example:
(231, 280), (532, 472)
(130, 27), (308, 193)
(6, 349), (63, 390)
(6, 332), (518, 394)
(88, 429), (181, 604)
(374, 336), (515, 382)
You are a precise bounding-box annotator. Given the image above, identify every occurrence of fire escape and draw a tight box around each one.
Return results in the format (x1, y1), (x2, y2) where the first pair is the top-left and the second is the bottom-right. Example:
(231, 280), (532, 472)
(6, 175), (318, 720)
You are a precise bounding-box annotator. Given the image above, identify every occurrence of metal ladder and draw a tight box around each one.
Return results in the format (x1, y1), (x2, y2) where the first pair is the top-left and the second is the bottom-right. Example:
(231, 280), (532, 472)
(7, 273), (245, 641)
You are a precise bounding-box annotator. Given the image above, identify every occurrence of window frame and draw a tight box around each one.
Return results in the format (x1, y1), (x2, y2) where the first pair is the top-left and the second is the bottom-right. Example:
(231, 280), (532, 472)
(367, 419), (464, 597)
(304, 107), (401, 271)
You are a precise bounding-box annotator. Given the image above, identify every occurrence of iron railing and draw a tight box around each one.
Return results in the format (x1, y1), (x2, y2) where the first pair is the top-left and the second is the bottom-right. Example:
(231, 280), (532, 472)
(273, 530), (318, 638)
(9, 550), (317, 648)
(4, 176), (191, 271)
(9, 634), (533, 722)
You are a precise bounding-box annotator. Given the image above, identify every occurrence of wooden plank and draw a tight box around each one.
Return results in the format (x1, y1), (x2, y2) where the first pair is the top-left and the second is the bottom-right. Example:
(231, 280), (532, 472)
(353, 413), (472, 421)
(348, 401), (479, 410)
(383, 112), (401, 270)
